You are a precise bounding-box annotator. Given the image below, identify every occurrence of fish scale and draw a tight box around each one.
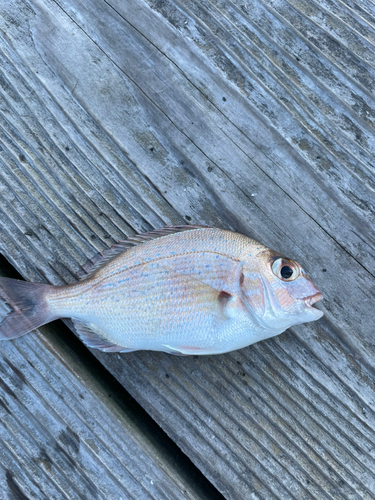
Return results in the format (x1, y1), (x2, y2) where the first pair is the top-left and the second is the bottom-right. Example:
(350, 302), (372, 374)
(0, 226), (323, 355)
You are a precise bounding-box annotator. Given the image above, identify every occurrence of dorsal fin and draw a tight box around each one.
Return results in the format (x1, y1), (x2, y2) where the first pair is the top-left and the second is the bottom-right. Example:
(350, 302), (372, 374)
(77, 225), (211, 280)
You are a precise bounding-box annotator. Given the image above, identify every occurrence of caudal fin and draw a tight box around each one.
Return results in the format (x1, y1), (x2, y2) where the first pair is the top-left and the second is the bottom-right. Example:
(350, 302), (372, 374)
(0, 277), (56, 340)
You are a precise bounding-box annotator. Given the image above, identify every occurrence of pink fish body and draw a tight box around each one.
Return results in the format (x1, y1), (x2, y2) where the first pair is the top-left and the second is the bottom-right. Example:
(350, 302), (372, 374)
(0, 226), (323, 355)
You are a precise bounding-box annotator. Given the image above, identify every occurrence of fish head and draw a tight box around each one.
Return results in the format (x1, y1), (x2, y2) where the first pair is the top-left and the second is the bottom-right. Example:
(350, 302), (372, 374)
(242, 248), (323, 332)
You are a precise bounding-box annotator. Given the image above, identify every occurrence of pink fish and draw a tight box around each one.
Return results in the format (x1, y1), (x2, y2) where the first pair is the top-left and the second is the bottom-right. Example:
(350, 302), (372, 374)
(0, 226), (323, 355)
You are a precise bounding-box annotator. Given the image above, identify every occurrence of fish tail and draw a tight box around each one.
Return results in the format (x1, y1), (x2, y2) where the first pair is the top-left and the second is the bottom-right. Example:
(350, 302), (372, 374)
(0, 277), (56, 340)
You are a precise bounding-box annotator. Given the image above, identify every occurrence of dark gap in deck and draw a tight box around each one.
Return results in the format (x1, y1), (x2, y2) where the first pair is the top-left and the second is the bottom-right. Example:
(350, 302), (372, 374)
(0, 253), (225, 500)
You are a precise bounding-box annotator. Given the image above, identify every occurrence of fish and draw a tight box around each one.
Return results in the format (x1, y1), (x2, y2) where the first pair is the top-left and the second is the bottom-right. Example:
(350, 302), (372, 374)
(0, 226), (323, 355)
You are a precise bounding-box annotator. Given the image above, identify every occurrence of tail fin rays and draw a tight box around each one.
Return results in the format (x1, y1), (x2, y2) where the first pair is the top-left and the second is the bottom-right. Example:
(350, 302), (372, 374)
(0, 277), (55, 340)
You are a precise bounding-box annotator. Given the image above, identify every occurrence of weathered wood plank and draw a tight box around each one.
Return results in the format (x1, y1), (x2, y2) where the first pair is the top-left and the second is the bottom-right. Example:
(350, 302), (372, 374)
(0, 272), (216, 500)
(0, 0), (375, 498)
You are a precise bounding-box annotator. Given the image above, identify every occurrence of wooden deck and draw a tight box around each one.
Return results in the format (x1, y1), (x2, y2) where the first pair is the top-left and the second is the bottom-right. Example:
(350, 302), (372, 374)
(0, 0), (374, 498)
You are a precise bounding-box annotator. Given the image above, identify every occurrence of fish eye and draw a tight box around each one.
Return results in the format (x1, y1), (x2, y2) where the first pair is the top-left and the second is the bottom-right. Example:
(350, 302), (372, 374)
(281, 266), (293, 279)
(272, 258), (300, 281)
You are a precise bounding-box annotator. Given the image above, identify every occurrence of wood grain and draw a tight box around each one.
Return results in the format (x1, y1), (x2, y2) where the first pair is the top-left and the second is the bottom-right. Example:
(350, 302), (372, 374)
(0, 281), (213, 500)
(0, 0), (374, 498)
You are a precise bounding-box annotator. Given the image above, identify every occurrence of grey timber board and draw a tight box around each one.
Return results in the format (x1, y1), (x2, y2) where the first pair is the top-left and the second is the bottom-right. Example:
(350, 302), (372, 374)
(0, 0), (374, 498)
(0, 265), (219, 500)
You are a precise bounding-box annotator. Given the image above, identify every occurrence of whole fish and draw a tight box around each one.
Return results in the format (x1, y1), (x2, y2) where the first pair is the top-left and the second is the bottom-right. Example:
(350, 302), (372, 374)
(0, 226), (323, 355)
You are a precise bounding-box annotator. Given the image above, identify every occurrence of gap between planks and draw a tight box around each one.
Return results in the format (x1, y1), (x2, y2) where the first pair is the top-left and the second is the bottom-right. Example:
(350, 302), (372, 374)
(0, 253), (225, 500)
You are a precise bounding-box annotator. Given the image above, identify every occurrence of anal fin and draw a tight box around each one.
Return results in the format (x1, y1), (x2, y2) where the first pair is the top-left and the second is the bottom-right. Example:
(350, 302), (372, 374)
(73, 320), (135, 353)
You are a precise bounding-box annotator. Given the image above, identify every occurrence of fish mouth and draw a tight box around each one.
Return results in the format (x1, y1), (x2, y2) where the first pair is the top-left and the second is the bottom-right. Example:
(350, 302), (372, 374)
(304, 292), (323, 317)
(304, 292), (323, 307)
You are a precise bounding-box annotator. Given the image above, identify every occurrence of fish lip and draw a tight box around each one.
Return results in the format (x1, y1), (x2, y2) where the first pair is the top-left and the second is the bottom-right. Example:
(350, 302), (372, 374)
(304, 292), (323, 308)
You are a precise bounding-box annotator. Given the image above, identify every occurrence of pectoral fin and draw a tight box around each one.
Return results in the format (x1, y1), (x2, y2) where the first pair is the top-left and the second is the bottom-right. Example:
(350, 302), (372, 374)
(169, 271), (248, 323)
